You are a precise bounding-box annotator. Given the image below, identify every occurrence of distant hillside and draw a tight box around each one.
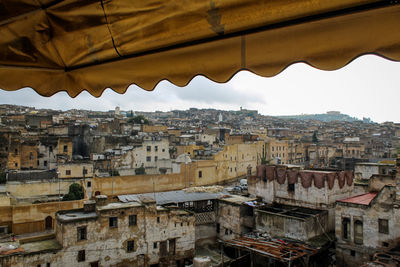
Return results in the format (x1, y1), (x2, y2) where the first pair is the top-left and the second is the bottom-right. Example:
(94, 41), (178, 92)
(275, 113), (363, 122)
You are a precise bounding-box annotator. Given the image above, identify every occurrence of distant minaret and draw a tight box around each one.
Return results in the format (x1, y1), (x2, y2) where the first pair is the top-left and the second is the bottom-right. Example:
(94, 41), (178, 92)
(115, 106), (120, 115)
(218, 113), (223, 122)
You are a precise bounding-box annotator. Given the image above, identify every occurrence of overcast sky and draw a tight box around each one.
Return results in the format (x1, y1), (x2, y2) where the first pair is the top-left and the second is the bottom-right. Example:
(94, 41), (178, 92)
(0, 55), (399, 123)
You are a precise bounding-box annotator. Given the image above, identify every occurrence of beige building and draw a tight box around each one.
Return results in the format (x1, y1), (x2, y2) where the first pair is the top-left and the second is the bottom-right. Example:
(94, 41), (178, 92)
(142, 124), (168, 133)
(37, 136), (73, 169)
(190, 141), (263, 186)
(307, 144), (337, 168)
(336, 142), (365, 158)
(130, 136), (170, 174)
(7, 139), (38, 170)
(58, 162), (93, 179)
(175, 144), (204, 159)
(267, 138), (289, 164)
(194, 133), (216, 145)
(287, 140), (306, 165)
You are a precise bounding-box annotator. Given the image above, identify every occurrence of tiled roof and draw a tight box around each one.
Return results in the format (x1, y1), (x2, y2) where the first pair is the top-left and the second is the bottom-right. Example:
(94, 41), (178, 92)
(337, 192), (378, 206)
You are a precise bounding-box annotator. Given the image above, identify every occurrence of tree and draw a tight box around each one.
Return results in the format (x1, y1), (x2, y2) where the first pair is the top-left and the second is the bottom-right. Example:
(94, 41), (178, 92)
(135, 166), (146, 175)
(312, 131), (319, 143)
(63, 183), (84, 201)
(259, 154), (270, 165)
(128, 115), (149, 125)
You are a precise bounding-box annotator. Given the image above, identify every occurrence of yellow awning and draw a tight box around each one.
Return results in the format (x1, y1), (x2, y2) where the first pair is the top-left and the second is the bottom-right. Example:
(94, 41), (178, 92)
(0, 0), (399, 97)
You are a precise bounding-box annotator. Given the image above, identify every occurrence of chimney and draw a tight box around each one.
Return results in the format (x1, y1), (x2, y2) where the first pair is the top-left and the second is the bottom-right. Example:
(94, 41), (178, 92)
(95, 195), (108, 206)
(83, 200), (96, 213)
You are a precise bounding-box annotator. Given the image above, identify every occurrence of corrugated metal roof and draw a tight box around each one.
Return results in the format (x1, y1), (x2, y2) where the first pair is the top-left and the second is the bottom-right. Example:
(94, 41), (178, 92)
(337, 192), (378, 205)
(118, 190), (224, 205)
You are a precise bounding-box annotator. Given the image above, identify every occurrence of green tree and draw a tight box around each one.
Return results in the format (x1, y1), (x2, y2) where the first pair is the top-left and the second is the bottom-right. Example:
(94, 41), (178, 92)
(135, 166), (146, 175)
(259, 154), (269, 165)
(128, 115), (149, 125)
(63, 183), (84, 201)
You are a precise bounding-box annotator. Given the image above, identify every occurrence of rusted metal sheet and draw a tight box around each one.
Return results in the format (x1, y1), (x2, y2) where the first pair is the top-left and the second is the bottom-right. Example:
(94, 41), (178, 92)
(223, 236), (318, 262)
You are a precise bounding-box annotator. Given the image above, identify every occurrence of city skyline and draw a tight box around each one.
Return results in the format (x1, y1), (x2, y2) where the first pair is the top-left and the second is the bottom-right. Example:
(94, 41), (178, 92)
(0, 54), (399, 123)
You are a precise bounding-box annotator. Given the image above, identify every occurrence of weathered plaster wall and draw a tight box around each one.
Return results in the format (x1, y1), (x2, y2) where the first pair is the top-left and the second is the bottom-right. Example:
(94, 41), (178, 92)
(335, 186), (400, 267)
(58, 163), (93, 179)
(216, 202), (242, 241)
(354, 164), (379, 180)
(6, 179), (76, 198)
(248, 173), (353, 209)
(52, 204), (194, 266)
(255, 209), (329, 241)
(0, 200), (83, 235)
(91, 172), (186, 196)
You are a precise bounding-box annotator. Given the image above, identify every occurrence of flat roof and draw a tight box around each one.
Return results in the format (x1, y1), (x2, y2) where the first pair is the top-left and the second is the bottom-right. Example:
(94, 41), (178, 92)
(0, 239), (61, 257)
(57, 209), (98, 222)
(97, 201), (142, 211)
(118, 189), (224, 205)
(337, 192), (378, 206)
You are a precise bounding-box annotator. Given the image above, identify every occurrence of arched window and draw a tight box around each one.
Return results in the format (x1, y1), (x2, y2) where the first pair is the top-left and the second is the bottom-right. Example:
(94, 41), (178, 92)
(45, 216), (53, 230)
(354, 220), (363, 244)
(342, 218), (350, 240)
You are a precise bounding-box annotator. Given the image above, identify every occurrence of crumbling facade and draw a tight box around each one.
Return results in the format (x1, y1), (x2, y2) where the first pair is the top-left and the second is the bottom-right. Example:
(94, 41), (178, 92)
(249, 165), (354, 231)
(335, 183), (400, 266)
(0, 196), (195, 267)
(216, 195), (256, 241)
